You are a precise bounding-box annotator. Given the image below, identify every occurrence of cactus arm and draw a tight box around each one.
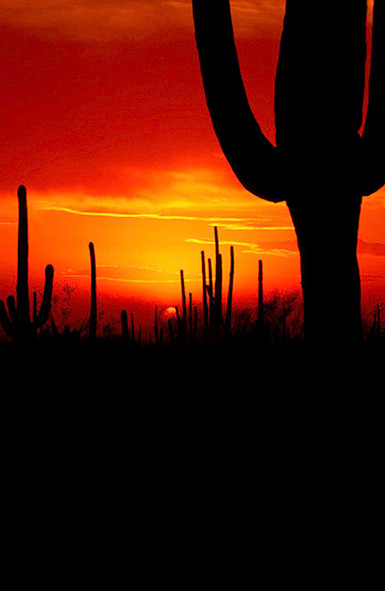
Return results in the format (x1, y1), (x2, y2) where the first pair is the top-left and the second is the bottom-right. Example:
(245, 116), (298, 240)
(6, 295), (18, 325)
(193, 0), (284, 203)
(361, 0), (385, 196)
(0, 300), (14, 337)
(34, 265), (54, 328)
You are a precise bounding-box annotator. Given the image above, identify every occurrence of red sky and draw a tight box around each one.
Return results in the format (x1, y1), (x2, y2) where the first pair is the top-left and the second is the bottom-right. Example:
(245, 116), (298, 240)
(0, 0), (383, 333)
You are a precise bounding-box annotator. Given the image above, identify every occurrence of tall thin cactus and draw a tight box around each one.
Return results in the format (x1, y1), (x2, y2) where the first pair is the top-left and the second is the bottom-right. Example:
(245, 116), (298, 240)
(121, 309), (129, 341)
(193, 0), (385, 344)
(201, 227), (234, 335)
(180, 269), (187, 336)
(0, 186), (54, 341)
(89, 241), (97, 340)
(258, 259), (264, 327)
(207, 257), (214, 325)
(201, 250), (209, 331)
(225, 245), (234, 334)
(213, 226), (223, 327)
(189, 292), (193, 336)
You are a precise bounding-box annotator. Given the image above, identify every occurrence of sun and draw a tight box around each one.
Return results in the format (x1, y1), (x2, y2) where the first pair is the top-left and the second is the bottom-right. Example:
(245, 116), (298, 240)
(162, 307), (177, 320)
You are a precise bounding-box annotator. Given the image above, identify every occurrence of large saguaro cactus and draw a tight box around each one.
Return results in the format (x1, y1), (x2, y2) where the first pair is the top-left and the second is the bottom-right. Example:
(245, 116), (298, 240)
(0, 185), (54, 341)
(193, 0), (384, 344)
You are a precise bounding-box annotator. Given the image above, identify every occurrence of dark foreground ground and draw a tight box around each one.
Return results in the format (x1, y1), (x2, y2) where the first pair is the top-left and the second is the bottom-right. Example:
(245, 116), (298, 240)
(1, 333), (383, 565)
(2, 332), (383, 456)
(1, 332), (383, 391)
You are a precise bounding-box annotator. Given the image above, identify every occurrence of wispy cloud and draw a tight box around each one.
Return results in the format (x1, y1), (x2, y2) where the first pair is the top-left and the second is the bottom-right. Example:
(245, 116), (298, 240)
(63, 262), (200, 284)
(41, 205), (212, 222)
(62, 273), (184, 284)
(212, 222), (293, 231)
(0, 0), (286, 41)
(0, 0), (185, 41)
(29, 165), (293, 222)
(185, 237), (296, 258)
(38, 204), (292, 231)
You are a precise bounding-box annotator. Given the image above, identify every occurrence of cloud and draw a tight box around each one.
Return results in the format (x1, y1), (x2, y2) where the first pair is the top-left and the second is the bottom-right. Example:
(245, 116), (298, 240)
(38, 202), (293, 231)
(0, 0), (286, 42)
(0, 0), (373, 44)
(213, 222), (293, 231)
(0, 0), (179, 41)
(29, 166), (292, 218)
(62, 262), (200, 285)
(0, 0), (198, 42)
(63, 274), (183, 284)
(185, 237), (296, 258)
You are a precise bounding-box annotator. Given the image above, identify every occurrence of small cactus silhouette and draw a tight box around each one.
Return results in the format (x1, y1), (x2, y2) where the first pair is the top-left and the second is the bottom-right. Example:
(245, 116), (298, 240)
(193, 1), (385, 344)
(258, 260), (264, 328)
(121, 309), (129, 341)
(225, 245), (234, 334)
(89, 241), (97, 340)
(200, 227), (234, 336)
(0, 185), (54, 341)
(201, 251), (209, 331)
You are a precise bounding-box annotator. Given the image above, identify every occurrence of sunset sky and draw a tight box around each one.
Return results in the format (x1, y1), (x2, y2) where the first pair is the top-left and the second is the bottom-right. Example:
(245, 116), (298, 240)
(0, 0), (384, 332)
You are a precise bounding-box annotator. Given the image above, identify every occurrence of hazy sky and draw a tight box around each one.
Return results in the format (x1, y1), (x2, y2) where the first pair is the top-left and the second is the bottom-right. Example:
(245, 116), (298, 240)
(0, 1), (383, 329)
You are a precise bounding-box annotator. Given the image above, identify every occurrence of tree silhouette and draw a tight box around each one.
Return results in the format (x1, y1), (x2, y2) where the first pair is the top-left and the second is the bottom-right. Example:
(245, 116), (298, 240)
(193, 0), (384, 345)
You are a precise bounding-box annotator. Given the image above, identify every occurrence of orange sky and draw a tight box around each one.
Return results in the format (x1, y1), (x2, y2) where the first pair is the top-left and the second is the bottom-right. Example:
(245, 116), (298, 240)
(0, 0), (384, 333)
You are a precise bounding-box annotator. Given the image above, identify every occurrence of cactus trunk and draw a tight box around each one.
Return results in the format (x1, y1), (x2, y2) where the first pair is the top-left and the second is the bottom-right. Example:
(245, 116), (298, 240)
(288, 195), (363, 344)
(214, 227), (223, 327)
(16, 185), (30, 326)
(201, 251), (209, 331)
(89, 242), (97, 340)
(121, 310), (129, 341)
(208, 258), (214, 326)
(193, 1), (384, 344)
(225, 245), (234, 334)
(180, 269), (187, 335)
(189, 292), (193, 336)
(258, 260), (264, 326)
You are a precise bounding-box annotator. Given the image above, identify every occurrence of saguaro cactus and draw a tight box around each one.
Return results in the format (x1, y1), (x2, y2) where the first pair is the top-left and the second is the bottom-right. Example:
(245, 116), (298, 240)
(225, 245), (234, 334)
(213, 226), (223, 327)
(180, 269), (187, 335)
(201, 251), (209, 331)
(89, 242), (97, 340)
(193, 1), (384, 344)
(258, 260), (264, 326)
(121, 309), (129, 341)
(0, 185), (54, 341)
